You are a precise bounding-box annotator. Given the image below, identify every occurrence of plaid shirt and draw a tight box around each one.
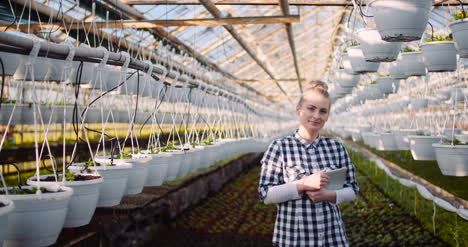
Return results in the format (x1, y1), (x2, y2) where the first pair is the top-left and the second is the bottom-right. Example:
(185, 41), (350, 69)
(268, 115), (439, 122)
(259, 132), (359, 247)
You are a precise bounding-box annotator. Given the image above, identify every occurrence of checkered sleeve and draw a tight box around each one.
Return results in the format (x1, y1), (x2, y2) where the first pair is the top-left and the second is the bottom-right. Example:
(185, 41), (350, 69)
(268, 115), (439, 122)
(338, 143), (359, 195)
(258, 140), (284, 202)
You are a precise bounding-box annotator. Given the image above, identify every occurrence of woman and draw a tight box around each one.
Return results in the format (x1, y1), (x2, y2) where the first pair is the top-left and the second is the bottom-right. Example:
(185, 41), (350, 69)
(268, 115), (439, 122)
(258, 81), (359, 247)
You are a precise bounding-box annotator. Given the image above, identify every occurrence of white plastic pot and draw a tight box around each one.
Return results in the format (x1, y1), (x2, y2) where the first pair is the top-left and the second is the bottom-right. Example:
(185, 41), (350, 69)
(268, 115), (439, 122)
(393, 129), (419, 150)
(45, 58), (65, 81)
(68, 162), (131, 207)
(0, 196), (14, 244)
(144, 152), (171, 186)
(388, 61), (408, 80)
(96, 155), (151, 195)
(341, 54), (358, 74)
(335, 70), (360, 88)
(420, 41), (457, 72)
(375, 132), (398, 151)
(369, 0), (434, 42)
(399, 52), (426, 76)
(164, 151), (184, 181)
(408, 135), (442, 160)
(375, 77), (399, 94)
(449, 19), (468, 58)
(3, 186), (73, 247)
(356, 28), (401, 62)
(433, 143), (468, 176)
(347, 46), (380, 73)
(27, 174), (103, 228)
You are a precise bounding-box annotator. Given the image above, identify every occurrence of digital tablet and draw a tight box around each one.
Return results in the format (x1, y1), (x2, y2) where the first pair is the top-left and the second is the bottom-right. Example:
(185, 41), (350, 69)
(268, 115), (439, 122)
(324, 167), (347, 190)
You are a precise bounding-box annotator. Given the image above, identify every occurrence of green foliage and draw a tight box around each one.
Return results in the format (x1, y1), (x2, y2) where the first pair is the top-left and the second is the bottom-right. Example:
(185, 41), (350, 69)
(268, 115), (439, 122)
(115, 151), (132, 159)
(350, 41), (360, 47)
(159, 144), (181, 152)
(348, 149), (467, 247)
(370, 80), (377, 84)
(354, 141), (468, 199)
(65, 169), (76, 181)
(425, 35), (453, 42)
(339, 66), (344, 69)
(202, 137), (214, 146)
(5, 187), (47, 195)
(378, 74), (390, 77)
(402, 47), (417, 53)
(442, 138), (467, 145)
(452, 12), (468, 20)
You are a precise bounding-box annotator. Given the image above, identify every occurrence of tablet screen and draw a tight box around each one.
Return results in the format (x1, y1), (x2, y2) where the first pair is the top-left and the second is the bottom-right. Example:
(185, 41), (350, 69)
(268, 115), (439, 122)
(324, 167), (347, 190)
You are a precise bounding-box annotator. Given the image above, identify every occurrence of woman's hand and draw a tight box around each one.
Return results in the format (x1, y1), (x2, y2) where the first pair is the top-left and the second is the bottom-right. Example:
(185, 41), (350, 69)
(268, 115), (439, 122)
(294, 169), (329, 193)
(306, 188), (336, 203)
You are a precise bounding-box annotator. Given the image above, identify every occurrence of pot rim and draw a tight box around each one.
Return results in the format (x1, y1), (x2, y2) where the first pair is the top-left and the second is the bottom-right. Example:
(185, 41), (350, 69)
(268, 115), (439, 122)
(0, 185), (73, 201)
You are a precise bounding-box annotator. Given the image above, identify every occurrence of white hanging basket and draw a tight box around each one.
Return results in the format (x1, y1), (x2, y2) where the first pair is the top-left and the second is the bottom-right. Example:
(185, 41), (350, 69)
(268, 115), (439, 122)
(369, 0), (434, 42)
(164, 151), (184, 181)
(449, 18), (468, 58)
(399, 52), (427, 76)
(0, 51), (22, 76)
(375, 77), (400, 94)
(27, 174), (103, 228)
(375, 132), (398, 150)
(388, 61), (408, 79)
(44, 58), (66, 81)
(393, 129), (419, 150)
(347, 46), (380, 73)
(420, 41), (458, 72)
(408, 135), (442, 160)
(335, 70), (360, 88)
(455, 134), (468, 143)
(2, 186), (73, 247)
(143, 152), (171, 186)
(0, 196), (14, 244)
(356, 28), (401, 62)
(68, 162), (131, 207)
(432, 143), (468, 176)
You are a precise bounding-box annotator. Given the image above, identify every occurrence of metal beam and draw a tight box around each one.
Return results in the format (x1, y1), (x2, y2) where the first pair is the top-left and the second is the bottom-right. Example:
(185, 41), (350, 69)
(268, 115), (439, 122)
(199, 0), (292, 102)
(279, 0), (303, 93)
(234, 78), (306, 83)
(4, 15), (300, 31)
(101, 0), (236, 80)
(124, 0), (468, 6)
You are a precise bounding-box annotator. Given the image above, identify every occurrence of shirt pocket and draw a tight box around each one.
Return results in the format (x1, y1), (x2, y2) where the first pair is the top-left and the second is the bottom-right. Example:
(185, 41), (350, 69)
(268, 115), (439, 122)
(283, 159), (307, 183)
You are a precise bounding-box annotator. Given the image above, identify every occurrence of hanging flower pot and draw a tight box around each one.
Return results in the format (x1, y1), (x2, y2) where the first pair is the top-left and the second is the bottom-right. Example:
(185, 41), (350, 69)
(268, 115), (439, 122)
(27, 173), (103, 228)
(0, 104), (23, 125)
(164, 150), (184, 181)
(0, 51), (22, 76)
(0, 196), (14, 244)
(2, 186), (73, 247)
(435, 88), (451, 101)
(68, 162), (131, 207)
(96, 154), (151, 195)
(407, 135), (443, 160)
(420, 41), (457, 72)
(449, 17), (468, 58)
(388, 61), (408, 80)
(375, 77), (400, 94)
(45, 58), (66, 81)
(142, 152), (170, 186)
(399, 51), (426, 76)
(341, 54), (358, 74)
(356, 28), (402, 62)
(369, 0), (434, 42)
(433, 143), (468, 176)
(408, 98), (428, 110)
(375, 132), (398, 150)
(347, 46), (380, 73)
(335, 69), (360, 88)
(393, 129), (419, 150)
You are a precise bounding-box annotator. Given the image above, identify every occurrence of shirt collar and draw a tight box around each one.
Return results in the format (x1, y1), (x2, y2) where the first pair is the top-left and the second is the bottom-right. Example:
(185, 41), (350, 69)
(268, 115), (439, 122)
(294, 130), (322, 149)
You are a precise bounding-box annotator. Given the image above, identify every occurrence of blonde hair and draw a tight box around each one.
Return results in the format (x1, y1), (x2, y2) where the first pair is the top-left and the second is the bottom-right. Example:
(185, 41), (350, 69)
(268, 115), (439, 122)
(297, 80), (330, 106)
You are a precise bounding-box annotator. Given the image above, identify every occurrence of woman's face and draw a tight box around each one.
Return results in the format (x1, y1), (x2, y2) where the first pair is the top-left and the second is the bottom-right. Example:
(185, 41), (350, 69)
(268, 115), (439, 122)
(296, 90), (330, 133)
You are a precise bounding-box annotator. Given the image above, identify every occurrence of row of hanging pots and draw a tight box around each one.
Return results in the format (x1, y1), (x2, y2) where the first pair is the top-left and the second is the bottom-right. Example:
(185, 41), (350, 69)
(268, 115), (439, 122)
(345, 127), (468, 177)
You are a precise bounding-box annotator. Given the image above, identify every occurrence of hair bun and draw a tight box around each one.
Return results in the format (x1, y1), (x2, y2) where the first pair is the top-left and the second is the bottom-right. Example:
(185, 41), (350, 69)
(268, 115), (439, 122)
(307, 80), (328, 92)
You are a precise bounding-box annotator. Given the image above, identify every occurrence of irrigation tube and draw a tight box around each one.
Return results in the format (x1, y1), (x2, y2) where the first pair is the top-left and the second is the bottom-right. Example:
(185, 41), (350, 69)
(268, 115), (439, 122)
(347, 145), (468, 222)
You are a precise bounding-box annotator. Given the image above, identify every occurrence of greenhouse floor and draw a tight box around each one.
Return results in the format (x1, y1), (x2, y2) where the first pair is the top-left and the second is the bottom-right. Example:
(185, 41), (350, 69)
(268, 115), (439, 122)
(147, 165), (449, 247)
